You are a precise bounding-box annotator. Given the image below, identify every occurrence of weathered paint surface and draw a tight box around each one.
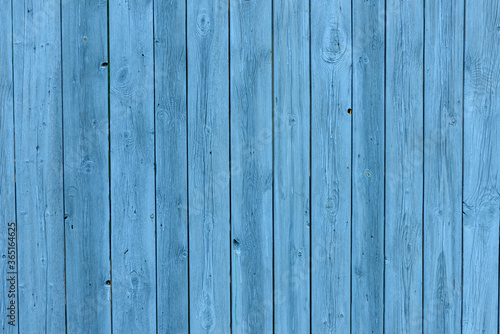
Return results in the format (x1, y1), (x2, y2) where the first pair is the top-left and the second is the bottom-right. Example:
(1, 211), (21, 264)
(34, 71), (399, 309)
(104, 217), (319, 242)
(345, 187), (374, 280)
(62, 0), (111, 332)
(2, 1), (500, 333)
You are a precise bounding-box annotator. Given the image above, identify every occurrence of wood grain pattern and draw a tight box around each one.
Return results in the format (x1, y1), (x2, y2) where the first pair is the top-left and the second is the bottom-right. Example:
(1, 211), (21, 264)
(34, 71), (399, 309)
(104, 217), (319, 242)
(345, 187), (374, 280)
(311, 0), (352, 332)
(187, 0), (230, 332)
(462, 0), (500, 332)
(13, 0), (66, 332)
(0, 0), (17, 332)
(61, 0), (111, 332)
(230, 0), (273, 332)
(6, 2), (500, 332)
(109, 1), (156, 332)
(351, 0), (385, 332)
(273, 0), (310, 332)
(384, 0), (424, 332)
(154, 0), (189, 332)
(423, 1), (464, 332)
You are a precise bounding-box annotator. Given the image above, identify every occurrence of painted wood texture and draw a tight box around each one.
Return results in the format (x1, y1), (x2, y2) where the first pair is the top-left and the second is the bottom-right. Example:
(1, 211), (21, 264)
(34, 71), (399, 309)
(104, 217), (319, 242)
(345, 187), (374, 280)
(423, 1), (464, 333)
(0, 0), (17, 332)
(3, 1), (500, 333)
(62, 0), (111, 332)
(351, 0), (385, 332)
(154, 1), (189, 333)
(273, 0), (310, 333)
(311, 0), (352, 332)
(230, 0), (273, 332)
(384, 0), (424, 332)
(187, 0), (230, 332)
(12, 0), (66, 333)
(109, 1), (156, 332)
(462, 0), (500, 332)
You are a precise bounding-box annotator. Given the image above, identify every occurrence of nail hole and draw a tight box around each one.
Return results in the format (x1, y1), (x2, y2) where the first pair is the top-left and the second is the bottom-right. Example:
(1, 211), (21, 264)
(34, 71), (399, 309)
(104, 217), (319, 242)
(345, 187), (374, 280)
(101, 62), (108, 67)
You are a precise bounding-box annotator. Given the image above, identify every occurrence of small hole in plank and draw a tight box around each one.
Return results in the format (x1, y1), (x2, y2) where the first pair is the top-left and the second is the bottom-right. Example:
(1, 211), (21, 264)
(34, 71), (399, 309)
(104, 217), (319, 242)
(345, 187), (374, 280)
(347, 108), (352, 114)
(101, 62), (108, 67)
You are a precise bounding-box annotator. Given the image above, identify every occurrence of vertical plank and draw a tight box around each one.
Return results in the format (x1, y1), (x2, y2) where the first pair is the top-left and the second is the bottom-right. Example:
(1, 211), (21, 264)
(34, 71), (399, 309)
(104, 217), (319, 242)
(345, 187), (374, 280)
(462, 0), (500, 332)
(351, 0), (385, 332)
(13, 0), (66, 332)
(230, 0), (273, 332)
(154, 0), (189, 332)
(423, 1), (464, 332)
(0, 0), (18, 332)
(384, 0), (424, 332)
(62, 0), (111, 332)
(109, 1), (156, 332)
(310, 0), (352, 332)
(273, 0), (310, 332)
(187, 0), (230, 332)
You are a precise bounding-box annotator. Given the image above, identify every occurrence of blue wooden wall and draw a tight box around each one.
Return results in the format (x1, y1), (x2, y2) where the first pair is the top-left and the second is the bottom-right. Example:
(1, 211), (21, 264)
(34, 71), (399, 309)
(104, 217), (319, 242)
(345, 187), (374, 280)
(1, 0), (499, 333)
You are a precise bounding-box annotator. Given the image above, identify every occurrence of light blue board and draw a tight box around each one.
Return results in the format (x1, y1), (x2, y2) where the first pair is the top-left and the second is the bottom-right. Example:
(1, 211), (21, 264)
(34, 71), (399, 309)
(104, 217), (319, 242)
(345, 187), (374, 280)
(384, 0), (424, 332)
(273, 0), (310, 332)
(462, 0), (500, 332)
(13, 0), (66, 332)
(154, 0), (189, 332)
(187, 0), (230, 332)
(61, 0), (111, 332)
(351, 0), (385, 332)
(311, 0), (352, 332)
(230, 0), (273, 332)
(0, 0), (17, 332)
(423, 1), (464, 333)
(109, 1), (156, 332)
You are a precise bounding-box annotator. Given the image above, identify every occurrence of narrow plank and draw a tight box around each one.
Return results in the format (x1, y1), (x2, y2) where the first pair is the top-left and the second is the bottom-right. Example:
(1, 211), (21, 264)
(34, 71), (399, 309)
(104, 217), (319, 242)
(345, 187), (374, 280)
(154, 0), (189, 332)
(310, 0), (352, 332)
(0, 0), (18, 332)
(109, 1), (156, 332)
(61, 0), (111, 332)
(273, 0), (310, 332)
(462, 0), (500, 332)
(12, 0), (66, 332)
(187, 0), (230, 332)
(351, 0), (385, 332)
(423, 1), (464, 332)
(230, 0), (273, 332)
(384, 0), (424, 332)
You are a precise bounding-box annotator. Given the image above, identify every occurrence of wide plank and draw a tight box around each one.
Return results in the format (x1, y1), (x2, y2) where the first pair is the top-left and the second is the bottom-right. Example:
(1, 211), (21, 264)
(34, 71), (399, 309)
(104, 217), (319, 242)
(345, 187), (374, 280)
(310, 0), (352, 332)
(351, 0), (385, 332)
(109, 1), (156, 332)
(230, 0), (273, 332)
(462, 0), (500, 332)
(187, 0), (230, 332)
(62, 1), (111, 332)
(154, 0), (189, 332)
(13, 0), (66, 332)
(384, 0), (424, 332)
(273, 0), (310, 332)
(423, 1), (464, 332)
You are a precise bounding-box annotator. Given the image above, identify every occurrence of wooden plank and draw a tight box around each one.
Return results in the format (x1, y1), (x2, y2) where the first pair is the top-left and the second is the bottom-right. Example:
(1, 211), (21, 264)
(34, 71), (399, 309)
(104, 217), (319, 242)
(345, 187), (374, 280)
(187, 0), (230, 332)
(61, 0), (111, 332)
(154, 0), (189, 332)
(423, 1), (464, 332)
(0, 0), (18, 332)
(230, 0), (273, 332)
(273, 0), (310, 332)
(462, 0), (500, 332)
(351, 0), (385, 332)
(384, 0), (424, 332)
(310, 0), (352, 332)
(12, 0), (66, 332)
(109, 1), (156, 332)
